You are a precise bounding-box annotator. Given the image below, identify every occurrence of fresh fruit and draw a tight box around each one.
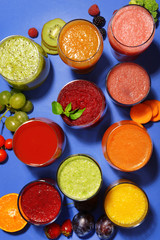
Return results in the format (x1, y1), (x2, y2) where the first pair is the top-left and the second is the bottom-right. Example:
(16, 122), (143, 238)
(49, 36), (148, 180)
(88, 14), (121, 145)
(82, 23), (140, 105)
(0, 149), (7, 162)
(41, 41), (58, 55)
(0, 135), (5, 148)
(5, 116), (21, 132)
(88, 4), (100, 16)
(61, 219), (73, 237)
(20, 100), (33, 113)
(4, 138), (13, 150)
(0, 104), (5, 112)
(93, 16), (106, 28)
(9, 93), (26, 109)
(28, 27), (38, 38)
(130, 103), (153, 124)
(99, 28), (107, 39)
(14, 111), (29, 124)
(45, 222), (61, 239)
(95, 215), (115, 239)
(0, 90), (11, 105)
(0, 193), (27, 232)
(72, 212), (95, 237)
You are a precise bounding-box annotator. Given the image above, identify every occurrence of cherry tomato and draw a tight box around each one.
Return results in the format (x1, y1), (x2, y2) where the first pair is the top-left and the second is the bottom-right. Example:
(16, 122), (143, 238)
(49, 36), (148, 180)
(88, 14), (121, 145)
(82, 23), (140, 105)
(0, 149), (7, 162)
(0, 135), (5, 148)
(5, 139), (13, 150)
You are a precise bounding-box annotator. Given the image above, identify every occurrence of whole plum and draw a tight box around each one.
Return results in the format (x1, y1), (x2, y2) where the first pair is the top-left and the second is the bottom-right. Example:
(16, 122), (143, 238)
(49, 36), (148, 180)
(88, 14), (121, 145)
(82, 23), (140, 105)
(95, 214), (115, 239)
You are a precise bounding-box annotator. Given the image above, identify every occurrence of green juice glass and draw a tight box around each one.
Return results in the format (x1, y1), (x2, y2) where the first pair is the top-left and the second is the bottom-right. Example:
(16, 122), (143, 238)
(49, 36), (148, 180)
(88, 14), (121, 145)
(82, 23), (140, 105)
(0, 35), (50, 90)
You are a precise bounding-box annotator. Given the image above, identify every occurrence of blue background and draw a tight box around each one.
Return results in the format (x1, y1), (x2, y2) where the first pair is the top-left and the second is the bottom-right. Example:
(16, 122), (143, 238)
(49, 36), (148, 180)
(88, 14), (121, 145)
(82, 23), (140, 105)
(0, 0), (160, 239)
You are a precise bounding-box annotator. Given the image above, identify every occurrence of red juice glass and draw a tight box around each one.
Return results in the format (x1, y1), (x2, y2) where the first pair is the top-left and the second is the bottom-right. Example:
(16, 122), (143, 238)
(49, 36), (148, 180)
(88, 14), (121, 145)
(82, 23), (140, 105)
(13, 117), (66, 167)
(106, 62), (151, 107)
(107, 5), (155, 61)
(57, 80), (106, 128)
(18, 179), (62, 226)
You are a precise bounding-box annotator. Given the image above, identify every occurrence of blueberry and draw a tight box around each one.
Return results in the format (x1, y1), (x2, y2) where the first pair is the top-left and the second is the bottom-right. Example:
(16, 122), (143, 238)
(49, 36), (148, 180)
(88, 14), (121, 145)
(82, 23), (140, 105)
(95, 215), (115, 239)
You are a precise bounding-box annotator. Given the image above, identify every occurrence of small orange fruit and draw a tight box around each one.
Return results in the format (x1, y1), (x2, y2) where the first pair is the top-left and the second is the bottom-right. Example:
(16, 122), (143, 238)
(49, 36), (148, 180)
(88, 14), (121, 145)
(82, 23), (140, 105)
(0, 193), (27, 232)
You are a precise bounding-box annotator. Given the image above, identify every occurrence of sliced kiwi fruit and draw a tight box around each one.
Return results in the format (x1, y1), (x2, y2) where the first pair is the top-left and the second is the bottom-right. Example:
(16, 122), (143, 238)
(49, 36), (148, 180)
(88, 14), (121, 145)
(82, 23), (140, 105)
(41, 18), (66, 48)
(41, 40), (58, 55)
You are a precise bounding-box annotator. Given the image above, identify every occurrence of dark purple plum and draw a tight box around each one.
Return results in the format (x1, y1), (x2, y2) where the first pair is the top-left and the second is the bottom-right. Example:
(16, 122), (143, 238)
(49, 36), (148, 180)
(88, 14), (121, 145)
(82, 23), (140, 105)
(72, 212), (95, 237)
(95, 215), (115, 239)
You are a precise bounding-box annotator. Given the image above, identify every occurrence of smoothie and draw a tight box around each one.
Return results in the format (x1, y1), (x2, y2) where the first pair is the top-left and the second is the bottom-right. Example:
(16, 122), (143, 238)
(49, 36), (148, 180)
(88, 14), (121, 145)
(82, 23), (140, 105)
(13, 118), (66, 167)
(107, 5), (155, 61)
(0, 35), (50, 90)
(18, 180), (62, 225)
(57, 154), (102, 201)
(57, 80), (106, 128)
(106, 62), (150, 106)
(58, 19), (103, 73)
(102, 120), (152, 171)
(104, 180), (149, 228)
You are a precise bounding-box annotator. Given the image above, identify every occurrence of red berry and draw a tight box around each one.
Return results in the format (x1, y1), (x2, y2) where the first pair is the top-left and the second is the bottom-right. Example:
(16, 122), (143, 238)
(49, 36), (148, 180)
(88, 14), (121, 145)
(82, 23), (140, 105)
(0, 135), (5, 148)
(0, 149), (7, 162)
(88, 4), (100, 16)
(5, 139), (13, 150)
(28, 27), (38, 38)
(61, 219), (73, 237)
(45, 222), (61, 239)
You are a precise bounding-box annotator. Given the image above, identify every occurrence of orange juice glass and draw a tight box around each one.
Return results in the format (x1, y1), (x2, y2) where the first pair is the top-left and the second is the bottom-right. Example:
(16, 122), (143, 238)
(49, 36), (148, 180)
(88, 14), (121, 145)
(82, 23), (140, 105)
(104, 180), (149, 228)
(102, 120), (152, 172)
(57, 19), (103, 73)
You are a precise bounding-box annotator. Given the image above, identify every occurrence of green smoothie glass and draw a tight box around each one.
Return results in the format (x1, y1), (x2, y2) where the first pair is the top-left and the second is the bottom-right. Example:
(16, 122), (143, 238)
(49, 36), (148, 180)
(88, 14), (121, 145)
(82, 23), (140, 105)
(57, 154), (102, 211)
(0, 35), (50, 90)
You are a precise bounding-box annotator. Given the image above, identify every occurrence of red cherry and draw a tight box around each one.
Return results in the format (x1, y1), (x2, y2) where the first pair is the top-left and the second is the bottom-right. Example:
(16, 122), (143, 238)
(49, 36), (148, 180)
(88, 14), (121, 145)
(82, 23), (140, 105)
(5, 139), (13, 150)
(0, 149), (7, 162)
(0, 135), (5, 148)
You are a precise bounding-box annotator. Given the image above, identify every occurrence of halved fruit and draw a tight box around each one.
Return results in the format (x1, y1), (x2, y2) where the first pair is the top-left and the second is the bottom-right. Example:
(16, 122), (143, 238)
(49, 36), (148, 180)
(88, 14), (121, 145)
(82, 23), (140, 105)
(0, 193), (27, 232)
(41, 41), (58, 55)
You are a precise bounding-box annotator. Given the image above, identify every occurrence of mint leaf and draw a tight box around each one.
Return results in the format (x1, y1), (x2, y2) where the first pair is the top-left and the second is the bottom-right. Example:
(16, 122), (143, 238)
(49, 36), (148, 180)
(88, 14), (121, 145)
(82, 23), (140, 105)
(52, 101), (64, 115)
(65, 102), (72, 113)
(70, 108), (86, 120)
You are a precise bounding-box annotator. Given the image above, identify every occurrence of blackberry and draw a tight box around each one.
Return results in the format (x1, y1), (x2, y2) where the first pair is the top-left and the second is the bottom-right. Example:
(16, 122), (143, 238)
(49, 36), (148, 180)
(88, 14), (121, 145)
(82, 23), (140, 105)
(93, 16), (106, 28)
(99, 28), (107, 40)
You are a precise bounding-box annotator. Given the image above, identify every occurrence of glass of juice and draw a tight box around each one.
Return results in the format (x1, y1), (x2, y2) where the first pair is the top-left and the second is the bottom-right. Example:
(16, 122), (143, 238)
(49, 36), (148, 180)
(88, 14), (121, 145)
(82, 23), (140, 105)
(18, 179), (62, 226)
(104, 179), (149, 228)
(107, 5), (155, 61)
(57, 19), (103, 74)
(102, 120), (152, 172)
(0, 35), (50, 90)
(13, 117), (66, 167)
(57, 80), (106, 128)
(57, 154), (102, 211)
(106, 62), (151, 107)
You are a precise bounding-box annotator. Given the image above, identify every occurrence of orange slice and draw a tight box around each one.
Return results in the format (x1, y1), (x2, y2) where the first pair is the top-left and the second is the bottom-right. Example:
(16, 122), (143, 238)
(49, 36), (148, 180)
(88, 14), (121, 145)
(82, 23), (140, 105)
(151, 100), (160, 122)
(0, 193), (27, 232)
(130, 103), (152, 124)
(143, 100), (159, 118)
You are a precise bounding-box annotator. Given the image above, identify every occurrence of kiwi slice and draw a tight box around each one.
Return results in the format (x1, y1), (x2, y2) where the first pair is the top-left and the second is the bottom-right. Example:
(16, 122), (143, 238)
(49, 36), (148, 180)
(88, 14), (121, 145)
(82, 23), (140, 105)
(41, 40), (58, 55)
(41, 18), (66, 48)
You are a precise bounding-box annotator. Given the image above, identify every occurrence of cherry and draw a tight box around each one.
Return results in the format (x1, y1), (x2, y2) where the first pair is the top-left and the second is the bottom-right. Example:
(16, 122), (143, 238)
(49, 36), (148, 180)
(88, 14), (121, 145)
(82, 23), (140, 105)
(0, 149), (7, 162)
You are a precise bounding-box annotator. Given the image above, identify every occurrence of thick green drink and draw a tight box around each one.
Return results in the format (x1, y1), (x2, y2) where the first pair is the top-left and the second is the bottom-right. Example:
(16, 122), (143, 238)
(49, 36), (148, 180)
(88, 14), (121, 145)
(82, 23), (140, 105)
(0, 35), (50, 90)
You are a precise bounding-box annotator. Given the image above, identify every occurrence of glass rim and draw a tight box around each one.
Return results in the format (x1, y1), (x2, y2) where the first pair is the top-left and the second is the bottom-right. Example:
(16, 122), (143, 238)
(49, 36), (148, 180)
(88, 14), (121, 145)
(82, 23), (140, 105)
(17, 179), (62, 226)
(56, 153), (103, 201)
(57, 18), (103, 63)
(57, 79), (106, 128)
(105, 62), (151, 107)
(110, 4), (155, 48)
(12, 118), (64, 167)
(0, 35), (41, 83)
(104, 179), (149, 228)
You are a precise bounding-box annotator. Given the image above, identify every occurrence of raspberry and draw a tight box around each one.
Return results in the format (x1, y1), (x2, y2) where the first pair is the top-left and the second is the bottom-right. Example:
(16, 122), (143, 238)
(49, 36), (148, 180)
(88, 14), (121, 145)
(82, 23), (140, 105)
(93, 16), (106, 28)
(28, 27), (38, 38)
(99, 28), (107, 40)
(61, 219), (73, 237)
(88, 4), (100, 16)
(44, 222), (61, 239)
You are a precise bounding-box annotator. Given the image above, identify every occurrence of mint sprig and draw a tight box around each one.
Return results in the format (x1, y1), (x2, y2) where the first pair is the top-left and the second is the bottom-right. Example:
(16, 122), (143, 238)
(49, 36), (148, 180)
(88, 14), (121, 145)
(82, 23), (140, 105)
(52, 101), (86, 120)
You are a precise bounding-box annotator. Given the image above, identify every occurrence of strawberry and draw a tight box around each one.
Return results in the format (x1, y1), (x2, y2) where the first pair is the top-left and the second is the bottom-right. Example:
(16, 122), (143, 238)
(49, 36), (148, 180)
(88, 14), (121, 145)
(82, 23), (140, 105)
(88, 4), (100, 16)
(28, 27), (38, 38)
(44, 222), (61, 239)
(61, 219), (72, 237)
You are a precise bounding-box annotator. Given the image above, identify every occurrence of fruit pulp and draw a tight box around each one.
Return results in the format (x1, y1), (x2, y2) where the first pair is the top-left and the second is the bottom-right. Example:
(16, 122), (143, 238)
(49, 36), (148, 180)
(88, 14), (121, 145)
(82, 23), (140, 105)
(18, 180), (62, 225)
(57, 19), (103, 73)
(106, 62), (150, 106)
(13, 118), (65, 167)
(57, 154), (102, 201)
(107, 5), (155, 61)
(0, 35), (50, 90)
(57, 80), (106, 128)
(102, 120), (152, 171)
(104, 181), (149, 227)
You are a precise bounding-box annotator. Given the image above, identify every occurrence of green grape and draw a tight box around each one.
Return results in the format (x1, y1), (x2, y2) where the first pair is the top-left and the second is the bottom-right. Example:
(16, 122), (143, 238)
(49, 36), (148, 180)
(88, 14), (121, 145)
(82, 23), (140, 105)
(9, 93), (26, 110)
(0, 104), (5, 112)
(14, 111), (28, 124)
(5, 116), (21, 132)
(10, 88), (21, 95)
(0, 91), (11, 105)
(21, 100), (33, 113)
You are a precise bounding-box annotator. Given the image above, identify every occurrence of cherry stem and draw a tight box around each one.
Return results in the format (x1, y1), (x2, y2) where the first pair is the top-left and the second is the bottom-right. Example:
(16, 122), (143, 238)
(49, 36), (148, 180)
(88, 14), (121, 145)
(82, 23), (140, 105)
(0, 108), (10, 122)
